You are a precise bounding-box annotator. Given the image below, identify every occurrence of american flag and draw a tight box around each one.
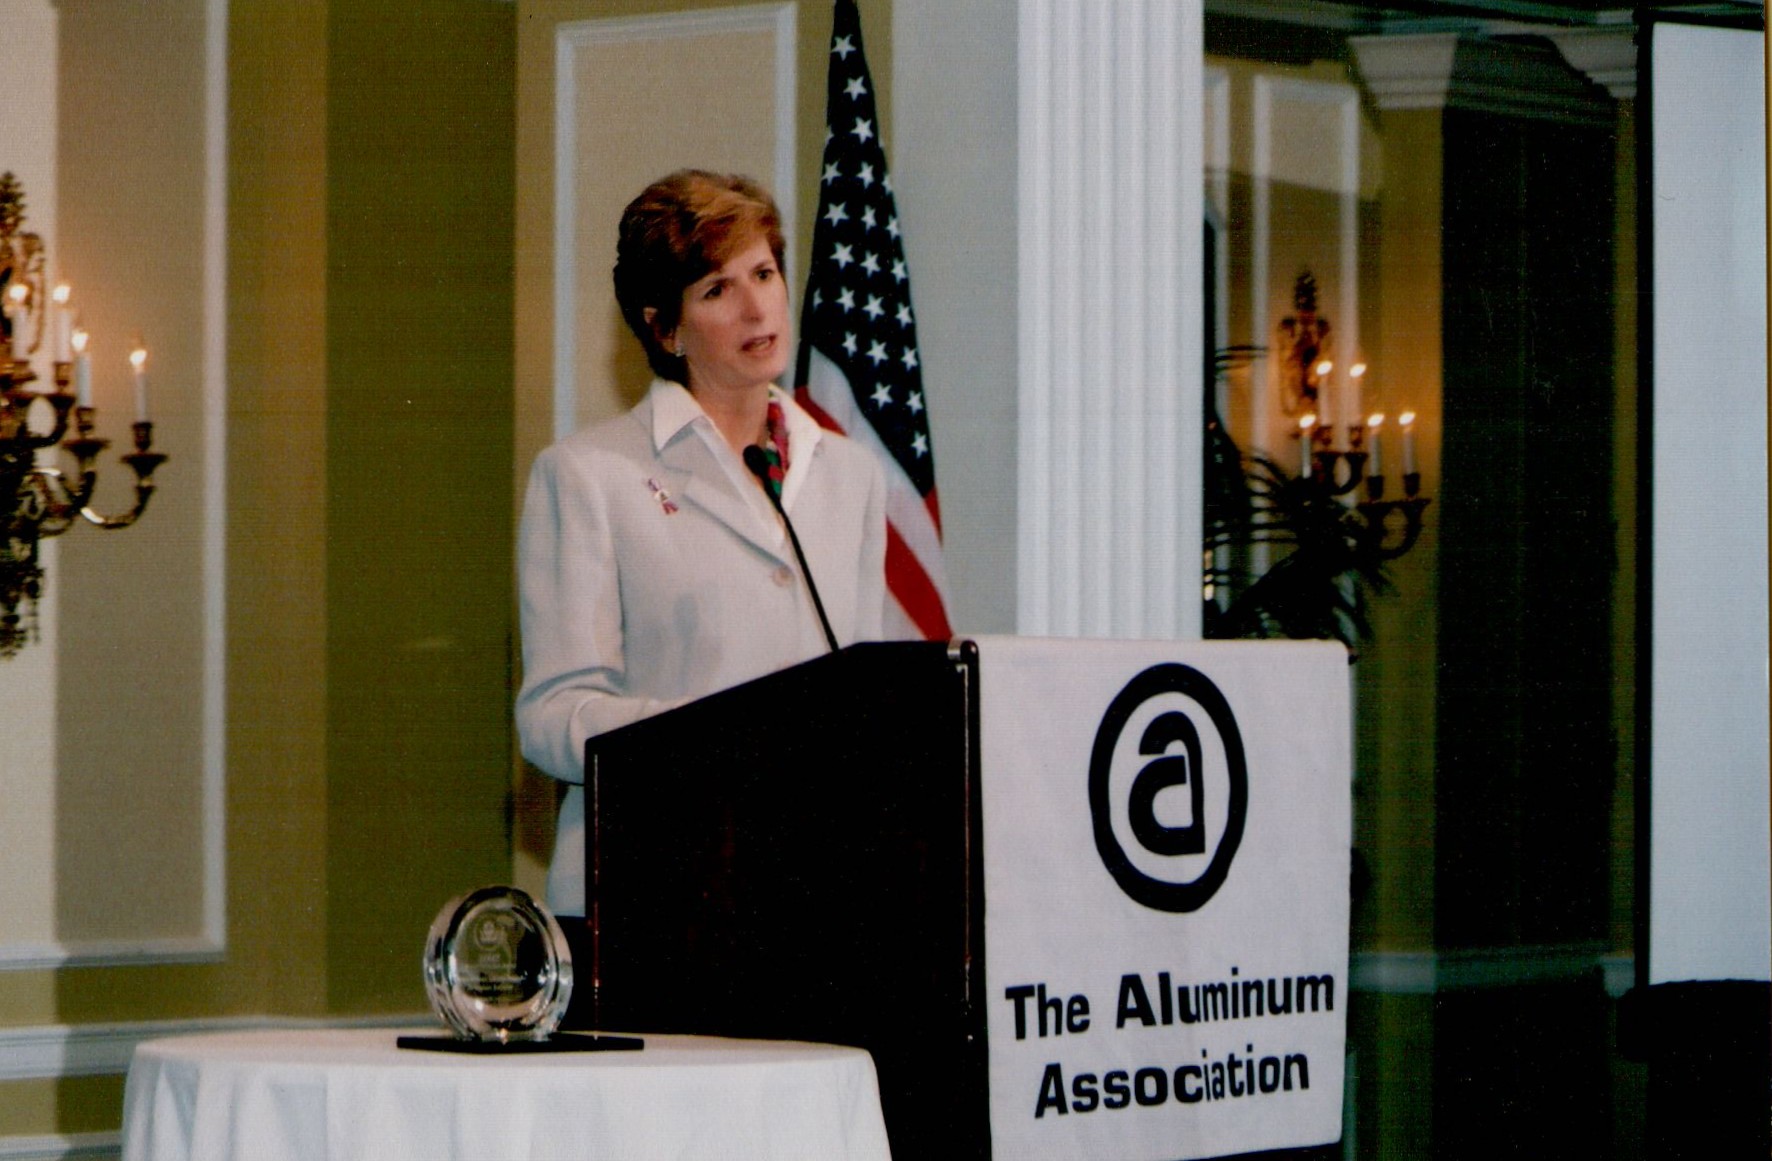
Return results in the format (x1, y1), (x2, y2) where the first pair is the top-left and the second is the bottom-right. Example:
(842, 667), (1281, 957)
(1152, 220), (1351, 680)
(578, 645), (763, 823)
(795, 0), (952, 641)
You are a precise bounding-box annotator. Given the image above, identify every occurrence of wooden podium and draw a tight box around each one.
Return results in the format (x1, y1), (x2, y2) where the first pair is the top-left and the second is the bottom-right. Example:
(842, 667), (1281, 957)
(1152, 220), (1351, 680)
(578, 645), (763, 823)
(579, 636), (1353, 1161)
(581, 641), (988, 1159)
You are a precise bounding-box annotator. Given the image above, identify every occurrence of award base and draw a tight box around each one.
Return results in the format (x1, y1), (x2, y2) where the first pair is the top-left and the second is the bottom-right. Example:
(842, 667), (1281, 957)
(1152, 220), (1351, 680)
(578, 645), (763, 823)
(397, 1032), (644, 1054)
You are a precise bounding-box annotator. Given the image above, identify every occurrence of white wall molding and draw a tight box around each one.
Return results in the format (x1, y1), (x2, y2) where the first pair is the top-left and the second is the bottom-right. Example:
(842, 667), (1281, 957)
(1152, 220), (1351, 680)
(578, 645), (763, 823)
(1016, 0), (1203, 640)
(0, 0), (229, 974)
(0, 1012), (432, 1083)
(1352, 946), (1634, 998)
(0, 1132), (119, 1161)
(199, 0), (231, 966)
(553, 3), (797, 441)
(1249, 76), (1363, 456)
(0, 936), (224, 973)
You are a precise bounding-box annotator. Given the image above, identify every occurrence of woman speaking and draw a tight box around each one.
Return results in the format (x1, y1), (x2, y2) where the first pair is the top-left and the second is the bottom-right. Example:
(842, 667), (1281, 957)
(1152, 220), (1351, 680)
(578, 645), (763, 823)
(517, 170), (886, 919)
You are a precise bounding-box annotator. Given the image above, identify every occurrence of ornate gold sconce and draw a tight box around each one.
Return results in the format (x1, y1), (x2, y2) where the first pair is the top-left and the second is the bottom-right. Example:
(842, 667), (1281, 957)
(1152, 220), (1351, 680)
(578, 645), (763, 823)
(1, 172), (168, 657)
(1277, 270), (1332, 419)
(1203, 270), (1432, 647)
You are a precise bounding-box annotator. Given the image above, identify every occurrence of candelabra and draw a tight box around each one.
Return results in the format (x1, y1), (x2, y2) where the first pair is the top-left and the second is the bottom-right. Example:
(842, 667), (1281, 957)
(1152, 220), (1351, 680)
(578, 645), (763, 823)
(1202, 276), (1432, 648)
(1295, 413), (1430, 562)
(1, 172), (167, 657)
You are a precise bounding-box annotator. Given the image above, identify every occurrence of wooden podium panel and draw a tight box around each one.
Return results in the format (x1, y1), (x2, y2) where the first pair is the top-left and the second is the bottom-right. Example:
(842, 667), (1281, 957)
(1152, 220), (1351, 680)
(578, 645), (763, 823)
(584, 637), (1353, 1160)
(583, 641), (988, 1158)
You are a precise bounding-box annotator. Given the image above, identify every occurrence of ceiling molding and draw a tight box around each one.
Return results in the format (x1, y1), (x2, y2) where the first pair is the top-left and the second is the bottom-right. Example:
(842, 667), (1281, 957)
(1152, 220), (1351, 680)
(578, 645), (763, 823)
(1543, 26), (1639, 98)
(1350, 30), (1617, 124)
(1348, 32), (1460, 107)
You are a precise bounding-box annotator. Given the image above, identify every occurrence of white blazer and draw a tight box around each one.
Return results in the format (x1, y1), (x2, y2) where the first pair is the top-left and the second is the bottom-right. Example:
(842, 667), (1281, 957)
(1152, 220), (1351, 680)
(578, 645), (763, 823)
(517, 380), (887, 913)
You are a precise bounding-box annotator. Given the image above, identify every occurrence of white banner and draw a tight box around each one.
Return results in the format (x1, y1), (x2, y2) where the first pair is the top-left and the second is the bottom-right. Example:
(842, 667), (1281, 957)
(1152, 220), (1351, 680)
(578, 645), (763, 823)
(976, 636), (1350, 1160)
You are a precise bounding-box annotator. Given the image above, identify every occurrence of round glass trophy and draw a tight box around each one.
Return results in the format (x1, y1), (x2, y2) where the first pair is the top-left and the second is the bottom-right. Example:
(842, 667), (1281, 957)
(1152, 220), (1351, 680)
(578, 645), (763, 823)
(422, 885), (573, 1043)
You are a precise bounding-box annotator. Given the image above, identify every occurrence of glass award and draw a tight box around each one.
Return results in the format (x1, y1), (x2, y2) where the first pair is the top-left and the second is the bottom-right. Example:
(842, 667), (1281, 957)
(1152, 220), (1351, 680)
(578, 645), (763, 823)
(420, 885), (573, 1043)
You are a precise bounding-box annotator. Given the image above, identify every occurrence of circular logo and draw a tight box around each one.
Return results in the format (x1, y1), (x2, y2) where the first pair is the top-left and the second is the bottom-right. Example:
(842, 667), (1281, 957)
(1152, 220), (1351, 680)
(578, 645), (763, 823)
(1089, 663), (1247, 912)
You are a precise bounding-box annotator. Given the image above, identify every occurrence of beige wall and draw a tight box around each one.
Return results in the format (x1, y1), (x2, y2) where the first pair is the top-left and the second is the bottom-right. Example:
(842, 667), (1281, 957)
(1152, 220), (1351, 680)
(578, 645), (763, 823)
(0, 0), (62, 956)
(0, 1), (518, 1144)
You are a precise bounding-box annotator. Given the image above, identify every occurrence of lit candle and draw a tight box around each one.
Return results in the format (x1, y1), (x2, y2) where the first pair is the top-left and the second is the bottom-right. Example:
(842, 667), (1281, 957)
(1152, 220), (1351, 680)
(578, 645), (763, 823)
(130, 344), (150, 423)
(7, 282), (28, 361)
(1399, 410), (1418, 476)
(1366, 412), (1385, 477)
(1313, 359), (1334, 432)
(51, 283), (71, 362)
(1348, 361), (1367, 441)
(72, 327), (91, 407)
(1299, 412), (1317, 477)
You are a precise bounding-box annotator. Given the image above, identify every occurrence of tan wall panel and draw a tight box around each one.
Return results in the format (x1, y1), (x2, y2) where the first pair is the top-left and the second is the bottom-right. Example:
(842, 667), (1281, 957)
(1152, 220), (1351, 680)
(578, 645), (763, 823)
(0, 0), (62, 956)
(53, 0), (213, 949)
(565, 23), (784, 428)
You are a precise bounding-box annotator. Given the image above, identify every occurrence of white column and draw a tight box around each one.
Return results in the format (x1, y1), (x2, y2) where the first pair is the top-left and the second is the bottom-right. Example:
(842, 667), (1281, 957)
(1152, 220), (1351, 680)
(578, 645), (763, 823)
(1017, 0), (1203, 640)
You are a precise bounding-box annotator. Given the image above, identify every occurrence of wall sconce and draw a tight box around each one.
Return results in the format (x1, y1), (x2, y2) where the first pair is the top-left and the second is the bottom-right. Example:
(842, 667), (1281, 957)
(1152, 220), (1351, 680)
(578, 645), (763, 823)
(1277, 270), (1331, 419)
(1201, 270), (1433, 646)
(1, 172), (168, 657)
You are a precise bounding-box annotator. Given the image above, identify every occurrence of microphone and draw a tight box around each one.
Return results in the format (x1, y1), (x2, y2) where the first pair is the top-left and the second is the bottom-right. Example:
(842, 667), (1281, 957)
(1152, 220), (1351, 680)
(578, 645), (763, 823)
(744, 444), (840, 653)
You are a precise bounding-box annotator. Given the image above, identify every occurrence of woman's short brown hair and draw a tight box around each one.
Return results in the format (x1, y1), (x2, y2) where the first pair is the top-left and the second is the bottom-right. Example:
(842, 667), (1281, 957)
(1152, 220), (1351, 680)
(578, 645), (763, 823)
(613, 170), (789, 383)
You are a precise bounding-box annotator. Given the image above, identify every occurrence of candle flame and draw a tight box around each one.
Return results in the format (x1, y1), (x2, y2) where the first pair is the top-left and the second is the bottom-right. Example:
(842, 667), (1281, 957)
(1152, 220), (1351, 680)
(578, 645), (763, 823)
(1368, 412), (1385, 429)
(1299, 413), (1318, 431)
(71, 327), (89, 354)
(1313, 359), (1333, 379)
(7, 282), (26, 306)
(130, 346), (148, 370)
(1399, 410), (1416, 428)
(52, 283), (71, 306)
(1349, 361), (1367, 379)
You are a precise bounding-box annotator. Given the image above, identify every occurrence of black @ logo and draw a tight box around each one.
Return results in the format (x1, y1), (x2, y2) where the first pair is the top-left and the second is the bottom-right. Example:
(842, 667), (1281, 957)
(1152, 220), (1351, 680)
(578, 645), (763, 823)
(1088, 664), (1247, 912)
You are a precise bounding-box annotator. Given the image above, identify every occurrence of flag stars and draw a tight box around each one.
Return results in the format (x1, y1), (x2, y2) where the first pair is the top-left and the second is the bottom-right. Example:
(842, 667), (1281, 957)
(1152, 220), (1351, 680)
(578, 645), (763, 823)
(831, 242), (854, 268)
(822, 161), (842, 185)
(896, 303), (913, 327)
(857, 162), (876, 187)
(836, 286), (856, 311)
(851, 118), (875, 143)
(861, 206), (877, 230)
(886, 217), (902, 239)
(901, 347), (919, 371)
(825, 202), (850, 227)
(867, 340), (889, 365)
(911, 432), (929, 457)
(860, 252), (881, 276)
(907, 391), (925, 415)
(832, 34), (855, 59)
(891, 259), (908, 284)
(845, 75), (867, 99)
(863, 295), (885, 321)
(871, 381), (893, 408)
(842, 332), (859, 355)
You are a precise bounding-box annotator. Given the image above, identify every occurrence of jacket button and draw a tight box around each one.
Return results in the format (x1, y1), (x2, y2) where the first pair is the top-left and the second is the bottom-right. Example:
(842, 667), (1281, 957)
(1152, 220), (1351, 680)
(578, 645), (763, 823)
(771, 564), (794, 587)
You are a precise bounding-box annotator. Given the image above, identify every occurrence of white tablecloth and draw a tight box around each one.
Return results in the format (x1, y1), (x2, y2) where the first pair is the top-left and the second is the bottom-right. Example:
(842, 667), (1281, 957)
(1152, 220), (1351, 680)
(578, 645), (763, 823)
(120, 1028), (893, 1161)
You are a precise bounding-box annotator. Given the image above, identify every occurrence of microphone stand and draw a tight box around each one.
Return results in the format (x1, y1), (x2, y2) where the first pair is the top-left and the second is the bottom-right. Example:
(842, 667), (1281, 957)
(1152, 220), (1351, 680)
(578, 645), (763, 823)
(744, 445), (840, 653)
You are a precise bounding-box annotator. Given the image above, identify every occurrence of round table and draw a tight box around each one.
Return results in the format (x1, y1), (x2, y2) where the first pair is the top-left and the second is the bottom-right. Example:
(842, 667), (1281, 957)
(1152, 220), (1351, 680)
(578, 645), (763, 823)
(121, 1028), (893, 1161)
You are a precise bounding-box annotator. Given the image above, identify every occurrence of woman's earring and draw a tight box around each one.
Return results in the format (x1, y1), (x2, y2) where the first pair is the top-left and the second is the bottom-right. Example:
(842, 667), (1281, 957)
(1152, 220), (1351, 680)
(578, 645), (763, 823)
(673, 340), (686, 357)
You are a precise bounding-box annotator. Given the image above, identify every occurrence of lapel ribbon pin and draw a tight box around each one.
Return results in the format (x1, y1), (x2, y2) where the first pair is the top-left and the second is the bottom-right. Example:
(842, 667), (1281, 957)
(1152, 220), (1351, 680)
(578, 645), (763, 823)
(645, 477), (679, 515)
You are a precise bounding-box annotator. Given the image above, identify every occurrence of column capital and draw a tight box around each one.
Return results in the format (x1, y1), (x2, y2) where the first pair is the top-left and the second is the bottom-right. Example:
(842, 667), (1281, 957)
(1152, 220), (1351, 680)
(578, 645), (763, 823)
(1352, 31), (1617, 126)
(1543, 26), (1637, 101)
